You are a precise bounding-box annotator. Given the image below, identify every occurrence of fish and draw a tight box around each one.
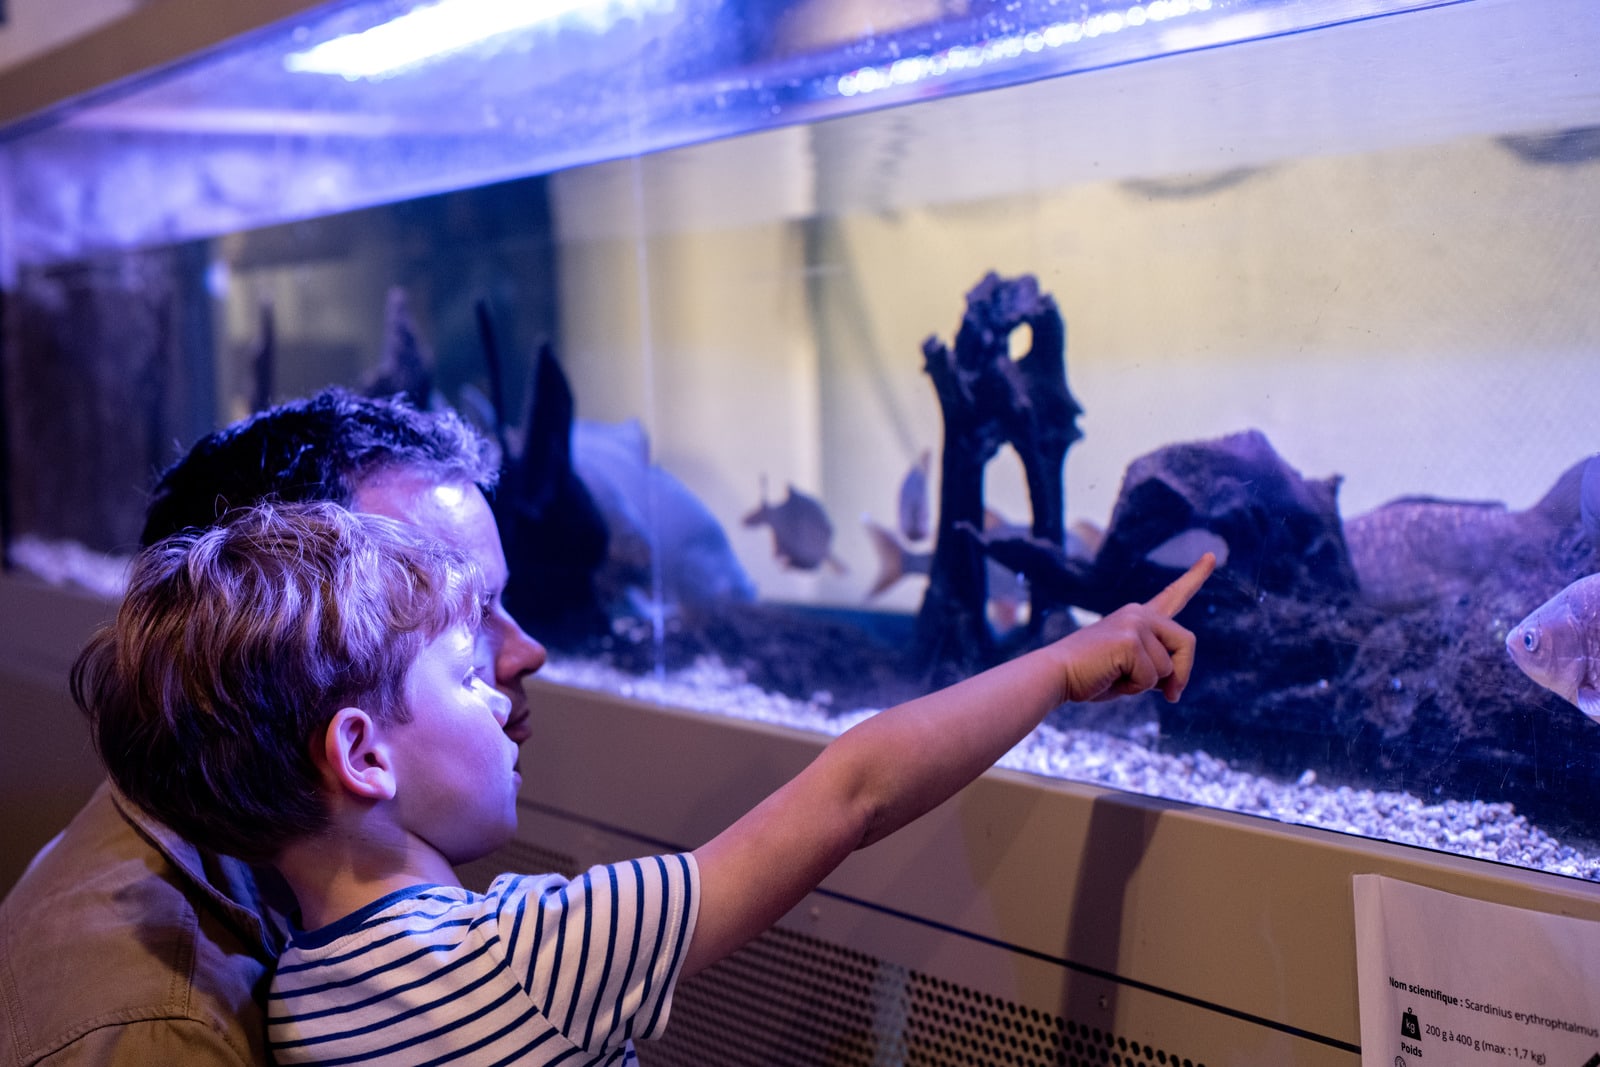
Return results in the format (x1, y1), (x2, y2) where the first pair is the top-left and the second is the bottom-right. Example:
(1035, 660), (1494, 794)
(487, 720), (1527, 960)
(744, 480), (842, 572)
(863, 519), (932, 598)
(1345, 497), (1517, 611)
(1505, 573), (1600, 724)
(897, 449), (932, 543)
(1144, 527), (1230, 571)
(572, 418), (756, 609)
(1069, 519), (1104, 559)
(865, 509), (1064, 630)
(1497, 127), (1600, 167)
(1346, 455), (1600, 612)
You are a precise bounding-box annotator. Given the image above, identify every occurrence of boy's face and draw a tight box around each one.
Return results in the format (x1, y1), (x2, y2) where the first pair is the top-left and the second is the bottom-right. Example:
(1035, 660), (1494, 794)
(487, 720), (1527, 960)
(388, 623), (521, 863)
(352, 472), (546, 755)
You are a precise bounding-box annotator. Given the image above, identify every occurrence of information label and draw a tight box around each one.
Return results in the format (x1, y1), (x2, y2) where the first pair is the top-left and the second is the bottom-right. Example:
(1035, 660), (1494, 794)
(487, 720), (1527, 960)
(1354, 875), (1600, 1067)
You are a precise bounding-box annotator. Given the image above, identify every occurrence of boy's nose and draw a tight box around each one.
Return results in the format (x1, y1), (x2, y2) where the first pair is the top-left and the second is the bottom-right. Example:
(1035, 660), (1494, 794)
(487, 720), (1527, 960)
(489, 686), (514, 728)
(486, 609), (544, 745)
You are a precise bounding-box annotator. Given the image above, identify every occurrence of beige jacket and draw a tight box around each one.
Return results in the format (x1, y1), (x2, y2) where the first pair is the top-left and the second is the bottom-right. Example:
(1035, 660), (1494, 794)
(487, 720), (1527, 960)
(0, 782), (284, 1065)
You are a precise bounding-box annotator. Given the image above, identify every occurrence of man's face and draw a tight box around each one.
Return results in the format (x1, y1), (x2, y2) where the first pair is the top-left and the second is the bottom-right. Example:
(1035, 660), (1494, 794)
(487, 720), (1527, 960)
(352, 472), (546, 756)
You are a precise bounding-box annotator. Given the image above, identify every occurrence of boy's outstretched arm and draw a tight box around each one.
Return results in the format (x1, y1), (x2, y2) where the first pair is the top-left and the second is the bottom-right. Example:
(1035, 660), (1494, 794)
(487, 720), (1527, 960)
(684, 554), (1215, 976)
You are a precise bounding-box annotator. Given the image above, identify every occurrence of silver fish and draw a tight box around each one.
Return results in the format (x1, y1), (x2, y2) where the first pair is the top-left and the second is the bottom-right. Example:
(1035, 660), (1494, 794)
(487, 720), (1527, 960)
(1348, 456), (1596, 612)
(898, 449), (932, 543)
(744, 480), (842, 572)
(1346, 498), (1517, 612)
(1144, 528), (1230, 571)
(1506, 573), (1600, 724)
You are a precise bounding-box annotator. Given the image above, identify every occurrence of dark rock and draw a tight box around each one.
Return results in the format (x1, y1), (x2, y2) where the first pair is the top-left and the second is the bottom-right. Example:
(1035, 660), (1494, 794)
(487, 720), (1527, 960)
(496, 344), (610, 646)
(1092, 428), (1356, 609)
(916, 272), (1084, 684)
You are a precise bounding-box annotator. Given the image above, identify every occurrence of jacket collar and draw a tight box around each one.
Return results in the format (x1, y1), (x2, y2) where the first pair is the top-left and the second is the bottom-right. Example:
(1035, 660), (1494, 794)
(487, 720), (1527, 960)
(108, 782), (290, 957)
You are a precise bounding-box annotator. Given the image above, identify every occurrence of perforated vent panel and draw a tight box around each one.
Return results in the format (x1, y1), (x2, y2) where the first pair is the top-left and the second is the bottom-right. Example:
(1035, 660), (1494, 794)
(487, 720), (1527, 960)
(453, 838), (580, 893)
(643, 926), (1207, 1067)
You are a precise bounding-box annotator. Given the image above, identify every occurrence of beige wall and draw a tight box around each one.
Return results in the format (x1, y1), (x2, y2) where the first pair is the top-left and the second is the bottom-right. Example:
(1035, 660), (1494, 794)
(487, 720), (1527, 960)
(0, 0), (145, 73)
(0, 577), (113, 896)
(550, 123), (1600, 611)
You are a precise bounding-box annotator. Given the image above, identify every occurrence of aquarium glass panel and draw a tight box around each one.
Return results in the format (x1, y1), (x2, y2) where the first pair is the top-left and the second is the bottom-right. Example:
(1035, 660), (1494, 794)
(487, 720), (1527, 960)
(1, 0), (1453, 267)
(3, 0), (1599, 882)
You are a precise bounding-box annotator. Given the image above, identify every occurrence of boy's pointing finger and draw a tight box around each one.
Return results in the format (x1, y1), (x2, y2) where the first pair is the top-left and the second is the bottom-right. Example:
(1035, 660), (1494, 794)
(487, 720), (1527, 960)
(1146, 552), (1217, 618)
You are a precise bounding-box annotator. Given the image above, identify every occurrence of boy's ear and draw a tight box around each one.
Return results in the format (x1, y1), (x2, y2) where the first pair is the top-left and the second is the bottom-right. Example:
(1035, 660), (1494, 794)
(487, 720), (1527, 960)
(319, 708), (397, 802)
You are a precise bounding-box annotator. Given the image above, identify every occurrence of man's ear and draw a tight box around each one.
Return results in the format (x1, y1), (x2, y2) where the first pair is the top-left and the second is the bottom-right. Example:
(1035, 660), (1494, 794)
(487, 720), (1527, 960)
(319, 708), (397, 801)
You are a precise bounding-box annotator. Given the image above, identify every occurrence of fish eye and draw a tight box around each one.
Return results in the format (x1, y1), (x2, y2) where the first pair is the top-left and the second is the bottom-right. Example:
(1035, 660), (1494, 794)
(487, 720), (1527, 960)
(1522, 630), (1539, 653)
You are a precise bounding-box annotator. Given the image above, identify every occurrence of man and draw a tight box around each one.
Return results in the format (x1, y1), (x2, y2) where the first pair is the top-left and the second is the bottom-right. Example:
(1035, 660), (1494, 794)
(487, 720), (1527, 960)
(0, 389), (546, 1066)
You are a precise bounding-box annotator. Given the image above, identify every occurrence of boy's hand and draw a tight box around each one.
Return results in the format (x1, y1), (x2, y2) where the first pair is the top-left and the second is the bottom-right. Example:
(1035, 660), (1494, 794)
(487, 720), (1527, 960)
(1056, 553), (1215, 705)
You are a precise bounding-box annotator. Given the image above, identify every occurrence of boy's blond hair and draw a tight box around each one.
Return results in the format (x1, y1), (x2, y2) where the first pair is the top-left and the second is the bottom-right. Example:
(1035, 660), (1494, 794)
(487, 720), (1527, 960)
(76, 501), (485, 862)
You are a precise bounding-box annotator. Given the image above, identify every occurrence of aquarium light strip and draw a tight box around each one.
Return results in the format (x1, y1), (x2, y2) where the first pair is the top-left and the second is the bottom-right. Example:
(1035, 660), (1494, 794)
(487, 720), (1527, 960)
(284, 0), (673, 80)
(836, 0), (1213, 98)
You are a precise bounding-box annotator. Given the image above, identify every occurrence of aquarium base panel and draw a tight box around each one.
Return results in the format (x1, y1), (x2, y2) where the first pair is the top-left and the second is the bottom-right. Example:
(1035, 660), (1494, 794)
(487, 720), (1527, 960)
(496, 682), (1600, 1065)
(507, 802), (1356, 1067)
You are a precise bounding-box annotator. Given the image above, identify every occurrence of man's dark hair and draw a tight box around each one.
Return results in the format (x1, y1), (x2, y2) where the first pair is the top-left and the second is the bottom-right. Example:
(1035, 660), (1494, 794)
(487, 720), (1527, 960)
(141, 389), (499, 547)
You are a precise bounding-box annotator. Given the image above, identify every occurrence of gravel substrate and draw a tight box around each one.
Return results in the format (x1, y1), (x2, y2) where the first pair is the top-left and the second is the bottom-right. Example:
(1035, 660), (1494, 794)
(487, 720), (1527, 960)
(23, 539), (1594, 881)
(542, 654), (1600, 882)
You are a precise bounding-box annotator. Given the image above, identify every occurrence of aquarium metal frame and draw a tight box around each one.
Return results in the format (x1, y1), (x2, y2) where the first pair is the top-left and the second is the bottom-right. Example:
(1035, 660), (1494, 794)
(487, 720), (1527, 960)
(0, 0), (325, 132)
(0, 0), (1473, 269)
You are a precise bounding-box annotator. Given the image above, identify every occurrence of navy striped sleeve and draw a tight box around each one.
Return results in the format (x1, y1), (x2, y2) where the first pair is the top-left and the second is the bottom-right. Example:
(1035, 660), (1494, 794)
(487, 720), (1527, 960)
(266, 859), (698, 1065)
(500, 852), (698, 1051)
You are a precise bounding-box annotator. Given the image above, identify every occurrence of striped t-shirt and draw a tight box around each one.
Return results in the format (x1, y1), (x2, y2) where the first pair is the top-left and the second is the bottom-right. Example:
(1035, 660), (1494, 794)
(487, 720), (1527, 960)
(267, 854), (699, 1066)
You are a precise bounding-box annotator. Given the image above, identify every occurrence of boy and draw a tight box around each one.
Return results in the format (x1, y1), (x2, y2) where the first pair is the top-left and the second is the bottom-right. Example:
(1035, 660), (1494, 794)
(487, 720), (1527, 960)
(0, 389), (544, 1067)
(82, 501), (1212, 1065)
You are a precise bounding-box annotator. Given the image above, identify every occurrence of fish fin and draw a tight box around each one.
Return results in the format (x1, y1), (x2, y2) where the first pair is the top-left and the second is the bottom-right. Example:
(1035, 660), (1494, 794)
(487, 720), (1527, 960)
(1069, 519), (1104, 557)
(989, 597), (1020, 630)
(617, 418), (651, 463)
(743, 475), (771, 527)
(1579, 687), (1600, 725)
(862, 519), (907, 599)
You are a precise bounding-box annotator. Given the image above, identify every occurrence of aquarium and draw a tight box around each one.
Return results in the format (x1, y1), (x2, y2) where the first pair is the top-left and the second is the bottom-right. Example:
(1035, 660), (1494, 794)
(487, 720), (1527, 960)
(3, 0), (1599, 891)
